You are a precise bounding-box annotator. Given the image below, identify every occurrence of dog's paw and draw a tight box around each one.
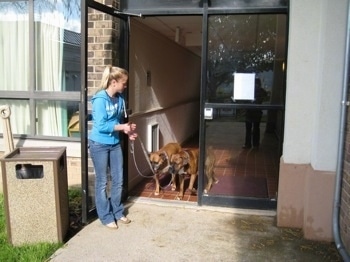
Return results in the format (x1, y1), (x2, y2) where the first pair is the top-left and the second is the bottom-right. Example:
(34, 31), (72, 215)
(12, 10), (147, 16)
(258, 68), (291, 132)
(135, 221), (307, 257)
(175, 196), (183, 200)
(154, 191), (160, 196)
(190, 188), (197, 195)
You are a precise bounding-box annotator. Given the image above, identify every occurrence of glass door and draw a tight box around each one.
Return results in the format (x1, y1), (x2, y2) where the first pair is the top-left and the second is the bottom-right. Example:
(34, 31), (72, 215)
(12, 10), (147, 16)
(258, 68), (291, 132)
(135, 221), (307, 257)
(81, 0), (130, 223)
(201, 14), (287, 209)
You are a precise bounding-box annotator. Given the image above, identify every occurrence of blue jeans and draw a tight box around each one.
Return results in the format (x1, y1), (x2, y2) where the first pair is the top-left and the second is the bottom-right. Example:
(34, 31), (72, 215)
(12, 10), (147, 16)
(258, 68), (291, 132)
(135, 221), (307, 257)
(88, 140), (125, 225)
(245, 121), (261, 147)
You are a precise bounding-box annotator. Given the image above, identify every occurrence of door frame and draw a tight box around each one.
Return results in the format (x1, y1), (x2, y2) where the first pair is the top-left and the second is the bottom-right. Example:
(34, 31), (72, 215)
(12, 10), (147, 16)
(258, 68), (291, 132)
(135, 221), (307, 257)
(122, 0), (288, 209)
(81, 1), (289, 222)
(200, 5), (288, 209)
(81, 0), (130, 224)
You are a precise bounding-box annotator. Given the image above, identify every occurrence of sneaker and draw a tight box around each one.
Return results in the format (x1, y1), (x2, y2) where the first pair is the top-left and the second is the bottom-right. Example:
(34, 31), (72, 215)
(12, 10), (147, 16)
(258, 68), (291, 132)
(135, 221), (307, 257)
(118, 216), (131, 224)
(105, 222), (118, 229)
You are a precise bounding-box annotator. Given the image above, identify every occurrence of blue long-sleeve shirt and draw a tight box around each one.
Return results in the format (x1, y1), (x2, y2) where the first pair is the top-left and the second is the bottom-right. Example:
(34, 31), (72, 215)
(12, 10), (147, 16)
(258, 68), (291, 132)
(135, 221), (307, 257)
(89, 90), (125, 145)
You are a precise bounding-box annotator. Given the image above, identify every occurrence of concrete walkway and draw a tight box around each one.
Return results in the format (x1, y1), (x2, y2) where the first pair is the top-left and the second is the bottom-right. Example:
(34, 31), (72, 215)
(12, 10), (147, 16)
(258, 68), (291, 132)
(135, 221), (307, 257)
(49, 198), (342, 262)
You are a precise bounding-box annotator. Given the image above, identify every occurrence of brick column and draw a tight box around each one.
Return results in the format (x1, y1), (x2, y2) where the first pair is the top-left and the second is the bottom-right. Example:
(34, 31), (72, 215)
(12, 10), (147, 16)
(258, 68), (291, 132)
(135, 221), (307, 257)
(86, 0), (121, 210)
(87, 0), (121, 95)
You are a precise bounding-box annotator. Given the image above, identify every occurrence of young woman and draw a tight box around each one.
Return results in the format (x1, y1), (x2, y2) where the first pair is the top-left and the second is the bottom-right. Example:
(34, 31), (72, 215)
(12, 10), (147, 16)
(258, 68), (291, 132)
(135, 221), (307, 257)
(89, 65), (137, 229)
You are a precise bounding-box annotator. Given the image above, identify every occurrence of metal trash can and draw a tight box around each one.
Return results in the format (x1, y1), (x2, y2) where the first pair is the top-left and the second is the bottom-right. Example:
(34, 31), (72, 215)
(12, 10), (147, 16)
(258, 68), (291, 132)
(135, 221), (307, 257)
(0, 147), (69, 246)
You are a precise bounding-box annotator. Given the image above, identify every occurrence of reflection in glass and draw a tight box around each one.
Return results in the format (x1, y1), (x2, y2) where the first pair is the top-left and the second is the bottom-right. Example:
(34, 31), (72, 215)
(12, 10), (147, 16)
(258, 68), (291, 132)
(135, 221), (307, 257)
(0, 100), (30, 135)
(36, 100), (80, 137)
(204, 14), (286, 201)
(34, 0), (81, 92)
(0, 1), (81, 139)
(0, 1), (29, 92)
(207, 14), (285, 103)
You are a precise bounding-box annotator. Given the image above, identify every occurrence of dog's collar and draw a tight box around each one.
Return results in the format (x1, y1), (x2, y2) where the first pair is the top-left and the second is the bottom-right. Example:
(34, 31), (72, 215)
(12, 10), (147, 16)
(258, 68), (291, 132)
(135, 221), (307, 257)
(178, 166), (186, 175)
(161, 165), (171, 174)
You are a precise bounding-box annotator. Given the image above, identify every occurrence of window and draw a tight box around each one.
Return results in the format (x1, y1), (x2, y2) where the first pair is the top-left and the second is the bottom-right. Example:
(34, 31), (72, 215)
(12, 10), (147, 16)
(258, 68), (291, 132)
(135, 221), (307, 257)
(0, 0), (81, 138)
(207, 14), (286, 104)
(147, 123), (159, 152)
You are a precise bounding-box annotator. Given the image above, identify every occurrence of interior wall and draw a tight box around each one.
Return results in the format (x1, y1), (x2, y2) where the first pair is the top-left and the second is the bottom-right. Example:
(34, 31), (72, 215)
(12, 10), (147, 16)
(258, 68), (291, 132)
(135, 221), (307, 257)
(129, 20), (201, 114)
(127, 19), (201, 188)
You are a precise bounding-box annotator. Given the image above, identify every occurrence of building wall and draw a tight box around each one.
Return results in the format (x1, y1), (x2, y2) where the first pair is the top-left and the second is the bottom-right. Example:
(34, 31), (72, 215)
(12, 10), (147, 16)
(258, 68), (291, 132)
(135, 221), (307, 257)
(277, 0), (348, 241)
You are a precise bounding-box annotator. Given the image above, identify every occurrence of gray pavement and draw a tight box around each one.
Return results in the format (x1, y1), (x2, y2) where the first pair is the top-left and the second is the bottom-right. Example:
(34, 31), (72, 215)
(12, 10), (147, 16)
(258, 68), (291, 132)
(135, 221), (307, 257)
(49, 198), (342, 262)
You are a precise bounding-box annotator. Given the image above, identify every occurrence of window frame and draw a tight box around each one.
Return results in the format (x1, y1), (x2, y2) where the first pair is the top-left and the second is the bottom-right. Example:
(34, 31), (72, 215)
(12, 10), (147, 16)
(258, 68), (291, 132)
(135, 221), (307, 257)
(0, 0), (81, 141)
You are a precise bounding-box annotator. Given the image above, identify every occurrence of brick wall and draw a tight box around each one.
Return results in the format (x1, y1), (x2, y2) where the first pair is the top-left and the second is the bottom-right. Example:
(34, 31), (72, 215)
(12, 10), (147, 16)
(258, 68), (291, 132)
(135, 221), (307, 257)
(66, 157), (81, 187)
(86, 0), (121, 208)
(87, 0), (120, 93)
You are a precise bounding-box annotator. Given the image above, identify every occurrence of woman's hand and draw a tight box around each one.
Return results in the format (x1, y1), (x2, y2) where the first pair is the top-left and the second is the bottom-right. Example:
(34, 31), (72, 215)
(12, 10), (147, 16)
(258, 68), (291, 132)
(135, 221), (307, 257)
(123, 122), (137, 140)
(123, 122), (136, 133)
(128, 132), (138, 141)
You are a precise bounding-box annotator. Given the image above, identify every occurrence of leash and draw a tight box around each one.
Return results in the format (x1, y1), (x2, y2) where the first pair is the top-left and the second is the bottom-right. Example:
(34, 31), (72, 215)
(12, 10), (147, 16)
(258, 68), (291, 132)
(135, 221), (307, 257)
(129, 136), (175, 189)
(130, 136), (155, 178)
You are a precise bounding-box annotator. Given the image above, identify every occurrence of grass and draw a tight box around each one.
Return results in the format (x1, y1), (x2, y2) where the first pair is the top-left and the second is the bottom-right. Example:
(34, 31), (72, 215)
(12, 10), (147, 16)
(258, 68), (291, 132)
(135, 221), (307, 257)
(0, 187), (83, 262)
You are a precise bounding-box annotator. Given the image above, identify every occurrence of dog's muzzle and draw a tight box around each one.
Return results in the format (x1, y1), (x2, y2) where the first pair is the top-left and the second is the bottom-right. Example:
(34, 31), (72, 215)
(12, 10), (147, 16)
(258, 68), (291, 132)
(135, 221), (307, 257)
(168, 165), (174, 174)
(151, 162), (160, 172)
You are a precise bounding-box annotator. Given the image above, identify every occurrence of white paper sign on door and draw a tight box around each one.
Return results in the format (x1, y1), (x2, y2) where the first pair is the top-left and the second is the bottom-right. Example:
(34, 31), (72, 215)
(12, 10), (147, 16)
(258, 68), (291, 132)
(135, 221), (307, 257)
(232, 73), (255, 101)
(204, 108), (213, 120)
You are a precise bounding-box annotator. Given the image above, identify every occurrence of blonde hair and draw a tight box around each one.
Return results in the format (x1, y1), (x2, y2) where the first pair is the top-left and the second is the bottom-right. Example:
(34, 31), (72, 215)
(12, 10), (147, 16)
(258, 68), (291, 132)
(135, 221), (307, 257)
(96, 65), (128, 93)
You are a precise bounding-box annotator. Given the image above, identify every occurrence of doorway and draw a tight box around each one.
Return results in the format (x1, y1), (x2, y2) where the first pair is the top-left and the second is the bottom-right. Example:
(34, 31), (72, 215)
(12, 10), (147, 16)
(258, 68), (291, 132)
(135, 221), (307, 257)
(128, 12), (287, 210)
(82, 1), (289, 223)
(201, 14), (287, 209)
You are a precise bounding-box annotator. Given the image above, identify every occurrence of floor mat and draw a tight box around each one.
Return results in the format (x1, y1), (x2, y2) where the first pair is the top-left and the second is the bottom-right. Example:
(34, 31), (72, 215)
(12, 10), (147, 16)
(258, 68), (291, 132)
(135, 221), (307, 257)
(208, 175), (268, 198)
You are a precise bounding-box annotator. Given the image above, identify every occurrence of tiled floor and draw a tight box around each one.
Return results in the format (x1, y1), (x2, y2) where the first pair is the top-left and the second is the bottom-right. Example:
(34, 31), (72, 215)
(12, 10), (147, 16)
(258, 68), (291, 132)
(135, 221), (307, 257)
(129, 120), (280, 203)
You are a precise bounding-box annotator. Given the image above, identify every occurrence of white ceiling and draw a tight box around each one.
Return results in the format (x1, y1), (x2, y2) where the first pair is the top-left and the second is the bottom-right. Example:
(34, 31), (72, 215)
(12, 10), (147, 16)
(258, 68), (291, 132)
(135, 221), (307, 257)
(133, 16), (202, 56)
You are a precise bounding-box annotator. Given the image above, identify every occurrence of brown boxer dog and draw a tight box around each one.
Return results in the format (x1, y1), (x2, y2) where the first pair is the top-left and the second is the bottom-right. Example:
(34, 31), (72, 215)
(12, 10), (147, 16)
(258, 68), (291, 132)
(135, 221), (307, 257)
(149, 142), (182, 195)
(169, 148), (199, 200)
(204, 146), (219, 194)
